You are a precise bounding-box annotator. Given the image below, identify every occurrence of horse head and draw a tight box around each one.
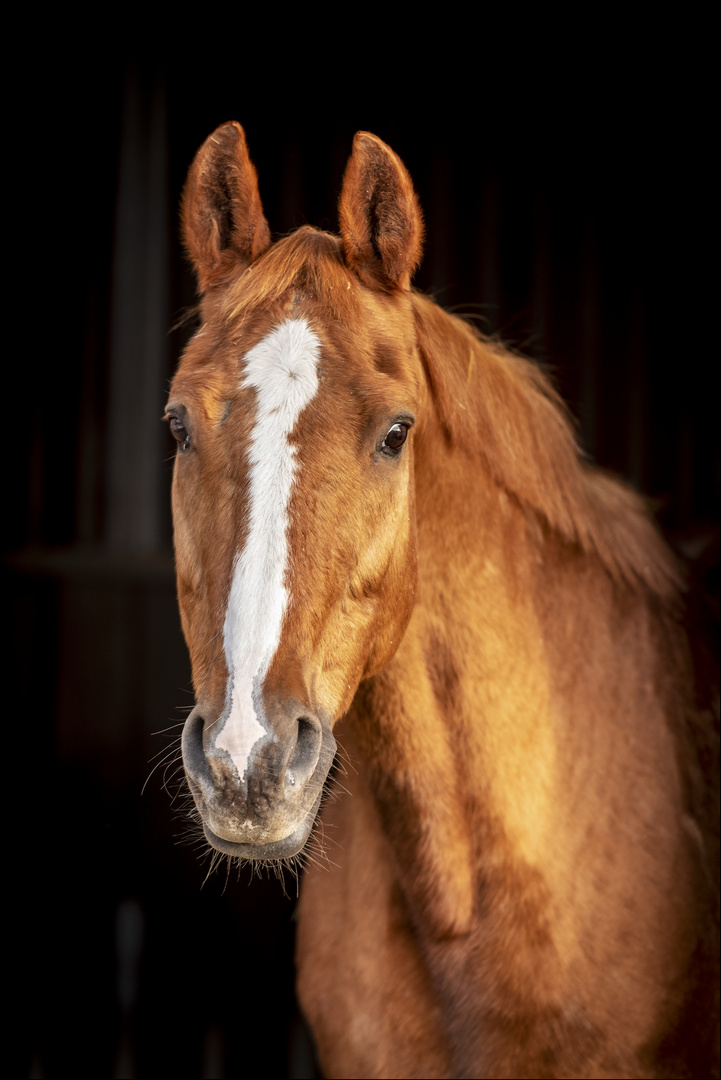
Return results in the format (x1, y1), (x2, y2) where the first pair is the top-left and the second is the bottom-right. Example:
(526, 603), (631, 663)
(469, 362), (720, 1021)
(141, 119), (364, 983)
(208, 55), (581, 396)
(169, 123), (424, 859)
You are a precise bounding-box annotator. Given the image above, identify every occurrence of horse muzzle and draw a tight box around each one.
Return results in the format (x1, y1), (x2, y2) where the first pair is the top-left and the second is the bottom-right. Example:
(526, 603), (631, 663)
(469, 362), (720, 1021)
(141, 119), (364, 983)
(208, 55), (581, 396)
(181, 701), (336, 860)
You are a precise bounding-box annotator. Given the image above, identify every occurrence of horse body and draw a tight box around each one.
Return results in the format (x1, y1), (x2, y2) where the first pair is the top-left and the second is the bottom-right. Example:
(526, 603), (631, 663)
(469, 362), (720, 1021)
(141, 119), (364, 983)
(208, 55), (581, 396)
(297, 299), (707, 1079)
(169, 122), (719, 1078)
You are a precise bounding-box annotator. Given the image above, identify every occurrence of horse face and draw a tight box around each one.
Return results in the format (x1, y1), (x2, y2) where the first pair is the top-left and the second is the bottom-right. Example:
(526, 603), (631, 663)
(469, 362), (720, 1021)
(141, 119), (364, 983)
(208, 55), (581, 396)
(169, 292), (420, 859)
(171, 123), (424, 860)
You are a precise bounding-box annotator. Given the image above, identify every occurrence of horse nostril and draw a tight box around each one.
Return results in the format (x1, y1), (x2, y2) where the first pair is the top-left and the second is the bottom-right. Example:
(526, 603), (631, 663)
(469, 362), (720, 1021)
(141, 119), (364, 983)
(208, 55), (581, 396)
(181, 707), (211, 784)
(286, 716), (322, 792)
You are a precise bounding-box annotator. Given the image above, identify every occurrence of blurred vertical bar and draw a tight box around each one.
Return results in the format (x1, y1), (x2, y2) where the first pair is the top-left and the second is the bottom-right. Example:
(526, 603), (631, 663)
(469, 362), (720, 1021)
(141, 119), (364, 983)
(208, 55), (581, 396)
(106, 61), (169, 554)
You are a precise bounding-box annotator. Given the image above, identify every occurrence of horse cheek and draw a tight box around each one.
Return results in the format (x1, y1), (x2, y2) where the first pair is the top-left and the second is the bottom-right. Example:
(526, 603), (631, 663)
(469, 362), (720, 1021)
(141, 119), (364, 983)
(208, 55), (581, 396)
(171, 470), (228, 700)
(361, 525), (418, 681)
(173, 538), (211, 694)
(171, 486), (201, 651)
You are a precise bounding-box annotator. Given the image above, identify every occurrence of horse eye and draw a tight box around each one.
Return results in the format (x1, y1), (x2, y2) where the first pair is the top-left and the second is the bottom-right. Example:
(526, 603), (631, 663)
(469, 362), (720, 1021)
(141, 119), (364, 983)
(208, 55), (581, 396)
(382, 423), (409, 454)
(168, 416), (190, 451)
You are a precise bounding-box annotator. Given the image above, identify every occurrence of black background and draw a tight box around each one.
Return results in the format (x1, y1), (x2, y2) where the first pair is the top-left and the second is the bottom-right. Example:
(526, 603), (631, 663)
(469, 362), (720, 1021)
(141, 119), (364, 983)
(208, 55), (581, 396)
(8, 28), (717, 1079)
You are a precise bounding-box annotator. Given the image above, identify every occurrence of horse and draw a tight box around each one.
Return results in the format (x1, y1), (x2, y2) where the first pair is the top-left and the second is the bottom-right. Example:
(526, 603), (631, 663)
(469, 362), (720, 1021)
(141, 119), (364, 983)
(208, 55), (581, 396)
(167, 121), (719, 1079)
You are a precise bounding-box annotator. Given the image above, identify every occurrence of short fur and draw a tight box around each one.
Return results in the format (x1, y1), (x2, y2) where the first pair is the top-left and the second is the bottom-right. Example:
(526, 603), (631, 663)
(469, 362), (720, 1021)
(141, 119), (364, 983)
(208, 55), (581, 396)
(169, 123), (719, 1079)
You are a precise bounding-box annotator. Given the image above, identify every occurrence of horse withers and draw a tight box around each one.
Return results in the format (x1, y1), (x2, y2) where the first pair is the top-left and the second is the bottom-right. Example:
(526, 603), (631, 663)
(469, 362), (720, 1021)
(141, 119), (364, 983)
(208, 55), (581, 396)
(167, 121), (719, 1078)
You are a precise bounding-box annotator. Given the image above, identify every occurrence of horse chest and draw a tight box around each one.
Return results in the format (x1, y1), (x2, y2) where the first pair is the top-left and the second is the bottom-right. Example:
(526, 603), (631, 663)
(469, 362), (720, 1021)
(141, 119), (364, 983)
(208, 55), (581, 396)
(296, 766), (453, 1080)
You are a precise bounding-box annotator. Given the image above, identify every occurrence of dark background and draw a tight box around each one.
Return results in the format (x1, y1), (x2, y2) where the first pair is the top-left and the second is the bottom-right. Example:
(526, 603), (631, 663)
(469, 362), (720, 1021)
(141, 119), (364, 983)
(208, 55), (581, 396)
(8, 32), (716, 1079)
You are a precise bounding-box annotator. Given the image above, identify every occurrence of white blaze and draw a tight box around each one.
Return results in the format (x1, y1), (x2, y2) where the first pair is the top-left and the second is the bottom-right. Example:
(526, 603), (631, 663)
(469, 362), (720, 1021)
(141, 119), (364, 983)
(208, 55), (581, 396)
(216, 318), (321, 778)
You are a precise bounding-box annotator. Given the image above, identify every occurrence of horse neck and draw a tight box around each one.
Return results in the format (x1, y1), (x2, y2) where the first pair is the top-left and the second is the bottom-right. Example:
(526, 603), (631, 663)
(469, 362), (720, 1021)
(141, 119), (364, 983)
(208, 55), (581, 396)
(346, 296), (686, 939)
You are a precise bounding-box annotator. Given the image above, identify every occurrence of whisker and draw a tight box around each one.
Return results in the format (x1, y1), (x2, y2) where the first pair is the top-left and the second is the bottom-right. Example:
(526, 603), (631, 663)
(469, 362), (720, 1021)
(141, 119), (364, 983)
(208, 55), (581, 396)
(150, 721), (186, 736)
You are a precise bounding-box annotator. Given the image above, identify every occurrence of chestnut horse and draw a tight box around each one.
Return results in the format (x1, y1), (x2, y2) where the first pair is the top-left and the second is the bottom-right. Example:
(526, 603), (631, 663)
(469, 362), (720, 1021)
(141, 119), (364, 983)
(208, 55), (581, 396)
(168, 122), (719, 1078)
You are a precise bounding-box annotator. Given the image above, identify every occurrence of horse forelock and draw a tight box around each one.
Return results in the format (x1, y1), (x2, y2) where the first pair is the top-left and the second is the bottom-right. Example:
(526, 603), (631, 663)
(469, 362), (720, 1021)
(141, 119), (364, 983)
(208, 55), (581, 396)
(223, 227), (355, 325)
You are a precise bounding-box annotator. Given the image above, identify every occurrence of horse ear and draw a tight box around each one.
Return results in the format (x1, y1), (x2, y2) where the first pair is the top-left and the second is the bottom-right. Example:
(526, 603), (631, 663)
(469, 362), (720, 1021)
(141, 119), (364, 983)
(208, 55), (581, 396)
(181, 121), (271, 294)
(339, 132), (424, 291)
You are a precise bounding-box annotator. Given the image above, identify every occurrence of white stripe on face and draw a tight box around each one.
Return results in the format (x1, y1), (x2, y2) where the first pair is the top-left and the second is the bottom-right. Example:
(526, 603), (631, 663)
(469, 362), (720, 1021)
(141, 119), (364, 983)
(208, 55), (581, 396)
(216, 318), (321, 779)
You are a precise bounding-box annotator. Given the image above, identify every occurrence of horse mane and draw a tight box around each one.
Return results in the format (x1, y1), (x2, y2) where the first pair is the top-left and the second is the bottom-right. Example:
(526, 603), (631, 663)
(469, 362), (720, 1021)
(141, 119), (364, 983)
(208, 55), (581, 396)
(413, 293), (683, 602)
(220, 226), (682, 603)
